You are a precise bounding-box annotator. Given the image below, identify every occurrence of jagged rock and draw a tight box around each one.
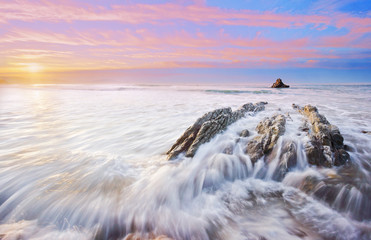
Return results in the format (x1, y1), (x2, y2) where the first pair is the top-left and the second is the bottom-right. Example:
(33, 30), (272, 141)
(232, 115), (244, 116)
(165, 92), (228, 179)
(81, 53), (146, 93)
(246, 114), (286, 163)
(271, 78), (289, 88)
(293, 104), (350, 167)
(167, 102), (267, 160)
(239, 129), (250, 137)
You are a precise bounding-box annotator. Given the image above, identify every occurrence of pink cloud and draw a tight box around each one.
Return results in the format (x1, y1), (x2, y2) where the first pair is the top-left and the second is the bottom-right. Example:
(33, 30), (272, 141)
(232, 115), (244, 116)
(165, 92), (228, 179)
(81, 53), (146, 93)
(0, 0), (365, 31)
(0, 1), (369, 73)
(1, 25), (368, 72)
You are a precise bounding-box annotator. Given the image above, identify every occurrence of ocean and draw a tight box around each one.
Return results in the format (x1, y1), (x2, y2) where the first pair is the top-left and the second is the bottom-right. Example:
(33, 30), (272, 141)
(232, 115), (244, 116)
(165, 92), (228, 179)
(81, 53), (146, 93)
(0, 84), (370, 239)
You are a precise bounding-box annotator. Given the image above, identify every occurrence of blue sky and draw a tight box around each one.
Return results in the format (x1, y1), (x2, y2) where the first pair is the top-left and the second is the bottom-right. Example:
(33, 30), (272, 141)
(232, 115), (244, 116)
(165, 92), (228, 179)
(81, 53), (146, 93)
(0, 0), (370, 84)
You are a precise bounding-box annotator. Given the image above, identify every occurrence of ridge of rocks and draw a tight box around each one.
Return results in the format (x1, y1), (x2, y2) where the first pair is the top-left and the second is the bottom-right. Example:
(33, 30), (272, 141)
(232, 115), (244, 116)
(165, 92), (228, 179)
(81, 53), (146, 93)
(166, 102), (267, 160)
(292, 104), (349, 167)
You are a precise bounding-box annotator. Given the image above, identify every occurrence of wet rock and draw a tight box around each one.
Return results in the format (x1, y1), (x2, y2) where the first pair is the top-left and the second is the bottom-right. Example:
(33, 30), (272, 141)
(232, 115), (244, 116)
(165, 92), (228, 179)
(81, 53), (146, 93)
(292, 103), (299, 109)
(246, 114), (286, 163)
(239, 129), (250, 137)
(361, 130), (371, 135)
(293, 104), (350, 167)
(304, 139), (333, 167)
(344, 144), (355, 152)
(271, 78), (289, 88)
(94, 223), (126, 240)
(167, 102), (267, 160)
(279, 141), (297, 170)
(298, 125), (309, 132)
(223, 145), (234, 155)
(287, 228), (307, 238)
(266, 140), (297, 181)
(297, 163), (371, 221)
(124, 233), (173, 240)
(300, 175), (321, 193)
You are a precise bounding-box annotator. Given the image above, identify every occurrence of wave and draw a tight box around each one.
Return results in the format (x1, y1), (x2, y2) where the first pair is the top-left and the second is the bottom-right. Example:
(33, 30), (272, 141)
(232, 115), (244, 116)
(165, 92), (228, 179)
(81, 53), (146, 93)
(205, 89), (274, 94)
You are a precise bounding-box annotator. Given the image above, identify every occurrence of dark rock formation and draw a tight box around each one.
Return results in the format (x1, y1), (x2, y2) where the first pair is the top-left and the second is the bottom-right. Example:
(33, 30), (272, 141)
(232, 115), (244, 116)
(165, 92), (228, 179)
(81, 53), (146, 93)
(293, 104), (350, 167)
(271, 78), (289, 88)
(166, 102), (267, 160)
(246, 114), (286, 163)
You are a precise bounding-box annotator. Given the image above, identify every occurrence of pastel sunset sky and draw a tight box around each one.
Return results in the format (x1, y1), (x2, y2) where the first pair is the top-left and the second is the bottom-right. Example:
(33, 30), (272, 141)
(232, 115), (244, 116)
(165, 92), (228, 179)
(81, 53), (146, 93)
(0, 0), (370, 84)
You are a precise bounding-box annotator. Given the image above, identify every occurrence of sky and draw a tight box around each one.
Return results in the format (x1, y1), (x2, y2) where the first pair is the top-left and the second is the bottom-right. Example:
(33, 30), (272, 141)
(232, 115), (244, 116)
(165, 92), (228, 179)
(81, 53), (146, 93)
(0, 0), (370, 84)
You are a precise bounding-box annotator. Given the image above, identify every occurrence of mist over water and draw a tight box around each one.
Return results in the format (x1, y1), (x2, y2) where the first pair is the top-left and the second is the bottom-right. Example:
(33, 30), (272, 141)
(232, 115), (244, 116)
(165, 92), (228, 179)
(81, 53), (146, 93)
(0, 84), (370, 239)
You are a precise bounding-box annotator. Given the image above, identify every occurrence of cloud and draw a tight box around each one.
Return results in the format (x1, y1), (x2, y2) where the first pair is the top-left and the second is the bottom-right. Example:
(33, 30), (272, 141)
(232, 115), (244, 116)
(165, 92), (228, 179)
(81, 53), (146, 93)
(0, 0), (369, 77)
(0, 0), (367, 31)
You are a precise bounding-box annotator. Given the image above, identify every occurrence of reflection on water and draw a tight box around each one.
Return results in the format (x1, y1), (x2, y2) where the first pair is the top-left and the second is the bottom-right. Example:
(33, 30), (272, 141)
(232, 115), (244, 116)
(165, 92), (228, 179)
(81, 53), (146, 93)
(0, 84), (370, 239)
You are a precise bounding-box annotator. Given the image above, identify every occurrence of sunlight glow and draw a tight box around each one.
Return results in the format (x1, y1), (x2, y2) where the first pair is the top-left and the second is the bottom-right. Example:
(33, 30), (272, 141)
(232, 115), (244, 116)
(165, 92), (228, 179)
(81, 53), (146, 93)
(27, 63), (43, 73)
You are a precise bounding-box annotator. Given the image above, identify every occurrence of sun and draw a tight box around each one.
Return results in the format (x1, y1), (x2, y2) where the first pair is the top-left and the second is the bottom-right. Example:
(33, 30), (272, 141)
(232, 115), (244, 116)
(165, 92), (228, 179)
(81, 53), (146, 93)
(27, 63), (43, 73)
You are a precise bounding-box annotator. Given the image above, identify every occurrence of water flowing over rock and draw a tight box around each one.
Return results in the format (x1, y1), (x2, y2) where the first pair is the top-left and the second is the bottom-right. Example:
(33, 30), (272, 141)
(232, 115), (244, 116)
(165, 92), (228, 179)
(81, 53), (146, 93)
(246, 114), (286, 163)
(166, 102), (267, 160)
(275, 140), (298, 179)
(292, 104), (350, 167)
(271, 78), (289, 88)
(124, 233), (173, 240)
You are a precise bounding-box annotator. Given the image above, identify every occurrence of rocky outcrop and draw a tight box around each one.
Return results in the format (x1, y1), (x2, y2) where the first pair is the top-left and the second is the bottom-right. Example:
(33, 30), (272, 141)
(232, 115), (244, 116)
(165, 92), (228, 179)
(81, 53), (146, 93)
(271, 78), (289, 88)
(293, 104), (349, 167)
(246, 114), (286, 163)
(167, 102), (267, 160)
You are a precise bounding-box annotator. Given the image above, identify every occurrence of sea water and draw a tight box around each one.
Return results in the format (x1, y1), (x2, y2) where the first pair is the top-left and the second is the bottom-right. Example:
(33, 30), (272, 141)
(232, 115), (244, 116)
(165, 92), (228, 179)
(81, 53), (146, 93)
(0, 84), (370, 239)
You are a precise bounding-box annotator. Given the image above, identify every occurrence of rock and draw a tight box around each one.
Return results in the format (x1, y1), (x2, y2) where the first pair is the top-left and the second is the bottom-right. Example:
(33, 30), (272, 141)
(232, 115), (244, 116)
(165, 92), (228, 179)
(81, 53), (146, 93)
(124, 233), (173, 240)
(246, 114), (286, 163)
(361, 130), (371, 135)
(298, 163), (371, 221)
(304, 139), (332, 167)
(300, 175), (321, 193)
(279, 140), (297, 170)
(293, 104), (350, 167)
(271, 78), (289, 88)
(167, 102), (267, 160)
(239, 129), (250, 137)
(266, 140), (297, 181)
(223, 145), (234, 155)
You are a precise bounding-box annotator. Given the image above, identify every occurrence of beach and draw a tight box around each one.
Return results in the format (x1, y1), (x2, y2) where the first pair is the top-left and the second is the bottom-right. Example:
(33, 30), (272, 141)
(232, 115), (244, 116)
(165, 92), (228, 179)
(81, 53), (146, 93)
(0, 84), (370, 239)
